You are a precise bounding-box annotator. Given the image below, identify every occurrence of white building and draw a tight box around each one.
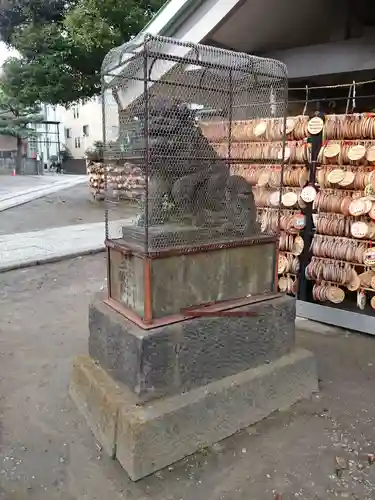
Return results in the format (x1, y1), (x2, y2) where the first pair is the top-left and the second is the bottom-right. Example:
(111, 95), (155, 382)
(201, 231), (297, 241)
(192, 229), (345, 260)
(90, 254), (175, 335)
(50, 97), (103, 160)
(28, 105), (66, 164)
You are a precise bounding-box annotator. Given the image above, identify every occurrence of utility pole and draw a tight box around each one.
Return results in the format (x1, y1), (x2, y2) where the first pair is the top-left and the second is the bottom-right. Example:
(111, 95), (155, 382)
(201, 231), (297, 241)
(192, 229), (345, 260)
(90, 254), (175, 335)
(44, 104), (50, 162)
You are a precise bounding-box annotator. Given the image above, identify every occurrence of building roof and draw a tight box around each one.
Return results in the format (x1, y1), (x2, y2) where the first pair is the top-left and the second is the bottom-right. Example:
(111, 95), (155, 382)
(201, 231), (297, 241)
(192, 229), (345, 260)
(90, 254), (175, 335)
(131, 0), (205, 40)
(102, 0), (244, 108)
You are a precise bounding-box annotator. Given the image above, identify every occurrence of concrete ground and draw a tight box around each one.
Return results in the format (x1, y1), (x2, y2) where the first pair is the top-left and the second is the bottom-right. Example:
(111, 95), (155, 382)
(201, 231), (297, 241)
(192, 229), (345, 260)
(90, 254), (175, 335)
(0, 175), (87, 212)
(0, 184), (138, 235)
(0, 174), (72, 199)
(1, 254), (375, 499)
(0, 183), (139, 272)
(0, 218), (136, 272)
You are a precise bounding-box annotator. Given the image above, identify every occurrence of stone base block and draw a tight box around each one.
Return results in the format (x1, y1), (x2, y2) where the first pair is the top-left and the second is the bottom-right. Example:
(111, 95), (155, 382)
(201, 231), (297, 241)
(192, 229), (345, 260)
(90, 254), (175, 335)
(69, 355), (125, 458)
(89, 294), (296, 401)
(69, 348), (318, 481)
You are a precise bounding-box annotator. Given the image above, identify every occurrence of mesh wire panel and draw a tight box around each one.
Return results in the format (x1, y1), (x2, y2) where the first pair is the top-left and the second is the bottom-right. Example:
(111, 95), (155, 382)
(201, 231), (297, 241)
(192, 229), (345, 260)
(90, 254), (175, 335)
(102, 35), (288, 254)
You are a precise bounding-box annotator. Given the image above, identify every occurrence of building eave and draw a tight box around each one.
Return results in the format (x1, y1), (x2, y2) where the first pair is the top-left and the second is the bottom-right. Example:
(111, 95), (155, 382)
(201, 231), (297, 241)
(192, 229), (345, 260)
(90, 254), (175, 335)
(137, 0), (204, 39)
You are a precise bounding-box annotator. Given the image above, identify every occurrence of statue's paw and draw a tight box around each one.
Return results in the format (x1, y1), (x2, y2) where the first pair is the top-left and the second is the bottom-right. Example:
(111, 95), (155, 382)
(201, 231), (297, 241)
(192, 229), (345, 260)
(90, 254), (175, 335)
(219, 222), (236, 234)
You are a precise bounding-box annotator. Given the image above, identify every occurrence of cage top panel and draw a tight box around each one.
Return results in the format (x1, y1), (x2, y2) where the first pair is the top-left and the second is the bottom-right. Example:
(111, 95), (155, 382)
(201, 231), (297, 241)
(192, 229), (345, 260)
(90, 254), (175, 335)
(101, 34), (288, 88)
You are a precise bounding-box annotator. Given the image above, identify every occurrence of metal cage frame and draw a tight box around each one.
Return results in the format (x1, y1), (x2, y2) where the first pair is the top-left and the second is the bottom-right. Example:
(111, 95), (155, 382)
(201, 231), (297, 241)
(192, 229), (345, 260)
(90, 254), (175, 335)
(101, 34), (289, 328)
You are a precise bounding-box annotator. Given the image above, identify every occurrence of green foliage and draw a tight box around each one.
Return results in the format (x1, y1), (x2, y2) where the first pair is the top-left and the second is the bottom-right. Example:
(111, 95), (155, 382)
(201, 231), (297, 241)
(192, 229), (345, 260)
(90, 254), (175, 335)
(0, 90), (43, 138)
(0, 0), (165, 106)
(59, 146), (73, 162)
(0, 0), (73, 44)
(0, 87), (44, 172)
(85, 140), (104, 161)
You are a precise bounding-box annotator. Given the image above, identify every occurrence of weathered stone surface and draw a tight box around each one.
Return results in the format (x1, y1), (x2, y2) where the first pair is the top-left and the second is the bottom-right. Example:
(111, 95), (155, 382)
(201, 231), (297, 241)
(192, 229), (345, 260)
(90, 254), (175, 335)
(70, 349), (318, 481)
(108, 240), (276, 318)
(69, 355), (128, 457)
(108, 248), (145, 318)
(121, 98), (259, 237)
(89, 294), (296, 401)
(151, 241), (275, 318)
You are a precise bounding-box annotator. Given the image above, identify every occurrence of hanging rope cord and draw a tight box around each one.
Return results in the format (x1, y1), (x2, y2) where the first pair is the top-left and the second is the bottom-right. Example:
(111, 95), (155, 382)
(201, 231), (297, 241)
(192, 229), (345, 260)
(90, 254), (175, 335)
(289, 78), (375, 92)
(287, 78), (375, 112)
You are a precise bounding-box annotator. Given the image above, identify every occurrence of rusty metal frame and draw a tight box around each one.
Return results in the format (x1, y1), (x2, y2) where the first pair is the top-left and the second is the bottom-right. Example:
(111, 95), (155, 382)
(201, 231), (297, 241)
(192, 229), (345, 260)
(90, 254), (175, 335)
(143, 258), (153, 324)
(105, 236), (280, 329)
(274, 245), (280, 293)
(106, 247), (112, 299)
(105, 233), (278, 259)
(104, 292), (283, 330)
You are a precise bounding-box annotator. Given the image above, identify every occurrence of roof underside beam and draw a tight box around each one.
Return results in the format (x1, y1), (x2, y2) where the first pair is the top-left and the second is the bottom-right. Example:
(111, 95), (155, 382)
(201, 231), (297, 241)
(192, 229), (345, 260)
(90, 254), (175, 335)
(262, 36), (375, 80)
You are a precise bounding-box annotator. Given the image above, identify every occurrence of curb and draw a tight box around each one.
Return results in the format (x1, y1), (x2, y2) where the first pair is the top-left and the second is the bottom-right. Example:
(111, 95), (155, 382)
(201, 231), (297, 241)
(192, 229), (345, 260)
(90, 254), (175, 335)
(0, 179), (87, 212)
(0, 182), (75, 202)
(296, 317), (346, 336)
(0, 246), (105, 274)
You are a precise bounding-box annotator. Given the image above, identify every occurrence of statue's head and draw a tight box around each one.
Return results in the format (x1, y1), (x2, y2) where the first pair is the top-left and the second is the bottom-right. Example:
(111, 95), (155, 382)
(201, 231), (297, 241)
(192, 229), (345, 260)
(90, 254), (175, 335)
(119, 96), (221, 178)
(121, 98), (200, 162)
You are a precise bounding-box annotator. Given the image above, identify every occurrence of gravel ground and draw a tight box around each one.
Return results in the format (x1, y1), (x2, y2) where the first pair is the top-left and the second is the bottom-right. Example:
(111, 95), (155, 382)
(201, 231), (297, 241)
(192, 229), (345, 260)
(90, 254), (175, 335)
(1, 255), (375, 499)
(0, 184), (139, 235)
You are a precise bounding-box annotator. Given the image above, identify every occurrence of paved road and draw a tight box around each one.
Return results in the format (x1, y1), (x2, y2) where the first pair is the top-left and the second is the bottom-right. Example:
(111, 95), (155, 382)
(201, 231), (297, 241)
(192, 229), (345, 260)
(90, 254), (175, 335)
(0, 173), (68, 199)
(0, 218), (135, 272)
(1, 254), (375, 499)
(0, 184), (139, 235)
(0, 183), (139, 271)
(0, 174), (86, 211)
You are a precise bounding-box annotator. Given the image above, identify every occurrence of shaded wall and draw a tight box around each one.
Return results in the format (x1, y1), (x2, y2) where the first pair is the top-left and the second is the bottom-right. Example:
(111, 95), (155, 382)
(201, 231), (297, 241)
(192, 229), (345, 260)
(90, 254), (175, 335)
(0, 158), (40, 175)
(63, 158), (87, 175)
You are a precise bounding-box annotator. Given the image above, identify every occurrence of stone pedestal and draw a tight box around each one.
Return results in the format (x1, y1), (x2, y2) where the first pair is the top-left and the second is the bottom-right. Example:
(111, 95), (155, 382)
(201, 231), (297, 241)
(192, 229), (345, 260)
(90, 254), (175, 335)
(108, 232), (276, 320)
(71, 349), (316, 480)
(88, 295), (296, 401)
(70, 294), (318, 480)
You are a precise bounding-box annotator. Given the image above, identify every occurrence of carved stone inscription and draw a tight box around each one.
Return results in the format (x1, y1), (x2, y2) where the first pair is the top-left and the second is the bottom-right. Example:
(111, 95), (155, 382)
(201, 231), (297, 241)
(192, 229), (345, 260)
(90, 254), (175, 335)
(118, 254), (136, 310)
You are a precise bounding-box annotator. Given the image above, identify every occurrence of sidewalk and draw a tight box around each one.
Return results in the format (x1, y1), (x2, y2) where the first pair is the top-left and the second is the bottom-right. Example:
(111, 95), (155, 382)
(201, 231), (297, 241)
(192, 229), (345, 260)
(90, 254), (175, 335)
(0, 218), (135, 272)
(0, 174), (87, 212)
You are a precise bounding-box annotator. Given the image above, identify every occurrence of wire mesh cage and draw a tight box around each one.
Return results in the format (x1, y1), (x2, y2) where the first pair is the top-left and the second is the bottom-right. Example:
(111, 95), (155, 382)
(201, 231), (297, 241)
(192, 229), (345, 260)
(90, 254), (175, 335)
(102, 35), (289, 325)
(102, 34), (288, 256)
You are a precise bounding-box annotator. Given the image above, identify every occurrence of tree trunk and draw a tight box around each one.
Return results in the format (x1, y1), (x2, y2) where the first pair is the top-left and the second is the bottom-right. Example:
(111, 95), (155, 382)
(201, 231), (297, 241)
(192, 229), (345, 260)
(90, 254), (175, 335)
(16, 136), (23, 175)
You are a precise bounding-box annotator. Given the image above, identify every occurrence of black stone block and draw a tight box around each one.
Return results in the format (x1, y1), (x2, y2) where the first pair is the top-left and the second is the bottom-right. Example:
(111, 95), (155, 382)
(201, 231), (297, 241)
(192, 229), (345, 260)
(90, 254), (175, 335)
(88, 294), (296, 401)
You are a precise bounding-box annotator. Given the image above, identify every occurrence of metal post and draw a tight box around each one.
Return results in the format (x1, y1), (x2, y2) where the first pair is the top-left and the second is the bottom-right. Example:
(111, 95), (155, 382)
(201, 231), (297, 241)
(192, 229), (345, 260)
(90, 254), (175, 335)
(57, 122), (61, 163)
(102, 82), (109, 241)
(298, 118), (323, 302)
(143, 47), (150, 256)
(227, 69), (233, 162)
(45, 122), (50, 163)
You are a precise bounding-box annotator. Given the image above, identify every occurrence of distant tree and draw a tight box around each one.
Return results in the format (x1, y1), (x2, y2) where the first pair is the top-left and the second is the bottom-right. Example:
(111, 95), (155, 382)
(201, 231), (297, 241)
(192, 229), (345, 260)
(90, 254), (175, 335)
(59, 146), (73, 163)
(85, 140), (104, 161)
(0, 91), (43, 173)
(0, 0), (165, 106)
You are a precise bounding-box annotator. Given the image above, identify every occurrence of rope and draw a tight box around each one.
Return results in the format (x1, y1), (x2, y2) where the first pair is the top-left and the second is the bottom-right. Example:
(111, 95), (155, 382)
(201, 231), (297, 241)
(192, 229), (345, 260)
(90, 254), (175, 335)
(302, 85), (309, 115)
(289, 79), (375, 92)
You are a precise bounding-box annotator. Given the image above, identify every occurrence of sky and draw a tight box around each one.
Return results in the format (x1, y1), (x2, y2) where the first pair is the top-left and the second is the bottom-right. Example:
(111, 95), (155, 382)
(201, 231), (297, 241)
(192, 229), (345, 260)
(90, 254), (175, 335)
(0, 42), (19, 67)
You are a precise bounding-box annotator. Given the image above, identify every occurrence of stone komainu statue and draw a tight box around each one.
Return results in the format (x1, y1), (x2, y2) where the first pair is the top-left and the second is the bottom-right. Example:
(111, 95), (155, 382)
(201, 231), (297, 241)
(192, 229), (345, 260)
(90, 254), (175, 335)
(124, 97), (259, 235)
